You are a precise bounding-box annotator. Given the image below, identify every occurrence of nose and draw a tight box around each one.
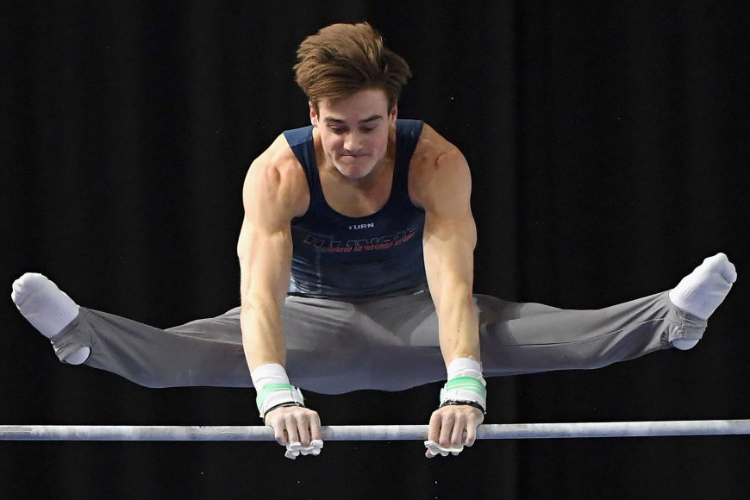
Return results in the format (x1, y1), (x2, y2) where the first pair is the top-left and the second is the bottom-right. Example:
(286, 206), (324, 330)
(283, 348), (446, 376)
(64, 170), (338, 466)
(343, 131), (364, 153)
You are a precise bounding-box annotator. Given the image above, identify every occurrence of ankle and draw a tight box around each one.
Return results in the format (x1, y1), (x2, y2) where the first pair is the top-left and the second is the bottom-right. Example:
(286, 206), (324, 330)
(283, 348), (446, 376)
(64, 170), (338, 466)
(12, 273), (80, 338)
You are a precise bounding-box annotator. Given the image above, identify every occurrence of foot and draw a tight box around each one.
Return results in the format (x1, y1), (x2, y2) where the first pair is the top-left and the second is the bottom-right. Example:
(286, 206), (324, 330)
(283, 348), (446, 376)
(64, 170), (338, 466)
(12, 273), (90, 364)
(669, 253), (737, 350)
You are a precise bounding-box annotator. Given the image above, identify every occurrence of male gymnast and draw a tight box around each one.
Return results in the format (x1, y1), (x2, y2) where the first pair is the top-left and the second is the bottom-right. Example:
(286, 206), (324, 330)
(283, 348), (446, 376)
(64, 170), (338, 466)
(12, 23), (737, 459)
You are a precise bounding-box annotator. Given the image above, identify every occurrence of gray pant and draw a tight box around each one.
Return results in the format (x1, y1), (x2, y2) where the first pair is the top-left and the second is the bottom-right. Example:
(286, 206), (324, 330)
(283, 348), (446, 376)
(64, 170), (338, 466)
(49, 291), (706, 394)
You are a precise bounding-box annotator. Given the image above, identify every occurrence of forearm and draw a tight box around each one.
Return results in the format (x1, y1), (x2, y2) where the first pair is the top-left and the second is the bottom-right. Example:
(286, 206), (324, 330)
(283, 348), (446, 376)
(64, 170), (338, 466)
(241, 298), (317, 459)
(436, 282), (480, 366)
(240, 295), (286, 370)
(428, 290), (486, 458)
(422, 209), (478, 365)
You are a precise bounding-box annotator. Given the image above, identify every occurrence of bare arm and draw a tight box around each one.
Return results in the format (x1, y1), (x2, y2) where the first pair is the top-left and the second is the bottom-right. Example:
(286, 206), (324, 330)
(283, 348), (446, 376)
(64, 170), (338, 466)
(411, 128), (483, 457)
(417, 148), (479, 365)
(237, 140), (320, 456)
(237, 155), (298, 371)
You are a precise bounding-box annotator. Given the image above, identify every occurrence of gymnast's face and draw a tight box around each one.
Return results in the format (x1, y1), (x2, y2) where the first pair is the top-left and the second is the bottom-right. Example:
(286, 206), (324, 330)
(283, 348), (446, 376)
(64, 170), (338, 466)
(310, 88), (397, 180)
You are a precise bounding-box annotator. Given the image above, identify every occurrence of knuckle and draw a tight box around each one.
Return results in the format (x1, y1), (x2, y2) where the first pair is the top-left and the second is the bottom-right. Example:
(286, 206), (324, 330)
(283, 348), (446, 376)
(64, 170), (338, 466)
(268, 416), (282, 427)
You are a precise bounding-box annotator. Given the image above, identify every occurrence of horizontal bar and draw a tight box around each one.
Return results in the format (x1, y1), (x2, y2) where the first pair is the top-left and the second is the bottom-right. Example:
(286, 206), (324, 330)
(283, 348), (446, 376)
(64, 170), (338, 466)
(0, 420), (749, 442)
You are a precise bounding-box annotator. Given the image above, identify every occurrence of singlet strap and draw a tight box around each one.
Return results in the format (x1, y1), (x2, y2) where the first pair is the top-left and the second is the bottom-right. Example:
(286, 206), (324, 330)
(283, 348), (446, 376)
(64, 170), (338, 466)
(393, 120), (424, 192)
(283, 125), (318, 193)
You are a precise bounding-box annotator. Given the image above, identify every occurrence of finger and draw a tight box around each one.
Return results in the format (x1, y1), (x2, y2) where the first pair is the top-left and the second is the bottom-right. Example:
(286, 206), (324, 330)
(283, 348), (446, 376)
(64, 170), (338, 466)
(464, 407), (484, 447)
(297, 413), (312, 447)
(268, 416), (289, 446)
(464, 419), (478, 447)
(439, 415), (455, 448)
(427, 411), (442, 443)
(265, 408), (287, 445)
(309, 411), (322, 442)
(284, 414), (299, 445)
(450, 415), (467, 448)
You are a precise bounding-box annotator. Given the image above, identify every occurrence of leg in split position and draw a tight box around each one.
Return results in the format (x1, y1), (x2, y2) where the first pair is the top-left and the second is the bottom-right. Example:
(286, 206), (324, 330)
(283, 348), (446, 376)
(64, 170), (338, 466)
(11, 252), (737, 389)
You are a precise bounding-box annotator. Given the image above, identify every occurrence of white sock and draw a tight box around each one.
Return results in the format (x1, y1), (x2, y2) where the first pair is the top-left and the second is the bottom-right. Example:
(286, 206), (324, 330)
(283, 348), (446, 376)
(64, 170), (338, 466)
(11, 273), (90, 364)
(669, 253), (737, 350)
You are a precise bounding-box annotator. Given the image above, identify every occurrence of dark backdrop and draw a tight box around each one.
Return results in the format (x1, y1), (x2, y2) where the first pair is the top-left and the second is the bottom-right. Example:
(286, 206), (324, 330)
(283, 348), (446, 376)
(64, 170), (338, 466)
(2, 1), (748, 499)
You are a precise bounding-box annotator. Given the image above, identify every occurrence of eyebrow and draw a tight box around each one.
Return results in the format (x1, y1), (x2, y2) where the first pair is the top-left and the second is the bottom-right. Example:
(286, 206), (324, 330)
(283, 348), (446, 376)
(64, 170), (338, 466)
(323, 115), (383, 125)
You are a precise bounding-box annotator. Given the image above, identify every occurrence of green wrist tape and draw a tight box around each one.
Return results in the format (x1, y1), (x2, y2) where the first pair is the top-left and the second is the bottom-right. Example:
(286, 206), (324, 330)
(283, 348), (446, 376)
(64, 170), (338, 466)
(256, 383), (295, 410)
(443, 376), (487, 397)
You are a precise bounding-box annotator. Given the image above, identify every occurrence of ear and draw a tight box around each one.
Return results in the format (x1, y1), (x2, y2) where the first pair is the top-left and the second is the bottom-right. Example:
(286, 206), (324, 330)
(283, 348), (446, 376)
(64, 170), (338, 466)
(309, 101), (319, 127)
(389, 105), (398, 123)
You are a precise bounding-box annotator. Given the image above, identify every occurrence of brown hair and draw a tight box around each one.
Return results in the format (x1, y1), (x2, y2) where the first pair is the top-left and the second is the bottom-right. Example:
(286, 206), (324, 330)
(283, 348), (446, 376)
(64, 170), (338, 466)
(294, 23), (412, 113)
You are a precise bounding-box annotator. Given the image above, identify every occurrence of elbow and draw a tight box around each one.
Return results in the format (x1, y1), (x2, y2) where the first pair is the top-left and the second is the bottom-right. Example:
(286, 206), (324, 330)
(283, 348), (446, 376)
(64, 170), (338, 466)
(439, 278), (474, 305)
(434, 280), (476, 320)
(240, 293), (277, 315)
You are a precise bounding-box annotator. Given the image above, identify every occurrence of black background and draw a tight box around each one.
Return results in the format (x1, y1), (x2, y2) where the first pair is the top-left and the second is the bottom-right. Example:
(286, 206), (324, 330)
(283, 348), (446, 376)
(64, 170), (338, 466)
(2, 1), (749, 499)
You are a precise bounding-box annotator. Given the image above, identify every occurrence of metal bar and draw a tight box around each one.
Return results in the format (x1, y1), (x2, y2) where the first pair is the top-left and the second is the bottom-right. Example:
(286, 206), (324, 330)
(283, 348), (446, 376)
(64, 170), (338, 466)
(0, 420), (749, 442)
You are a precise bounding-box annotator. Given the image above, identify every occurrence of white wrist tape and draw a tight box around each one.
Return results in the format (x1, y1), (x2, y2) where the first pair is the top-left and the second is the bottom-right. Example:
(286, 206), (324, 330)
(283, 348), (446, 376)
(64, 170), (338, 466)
(284, 440), (324, 460)
(440, 358), (487, 411)
(424, 440), (464, 457)
(446, 357), (484, 380)
(251, 363), (305, 418)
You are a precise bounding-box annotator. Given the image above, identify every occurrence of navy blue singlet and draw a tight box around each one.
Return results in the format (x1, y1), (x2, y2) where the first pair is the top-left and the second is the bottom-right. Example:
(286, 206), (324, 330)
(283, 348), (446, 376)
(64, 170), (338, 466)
(283, 119), (428, 300)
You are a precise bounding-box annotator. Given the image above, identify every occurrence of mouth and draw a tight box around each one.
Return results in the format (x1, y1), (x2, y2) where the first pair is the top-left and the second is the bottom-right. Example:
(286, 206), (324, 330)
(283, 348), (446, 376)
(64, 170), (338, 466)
(339, 154), (368, 163)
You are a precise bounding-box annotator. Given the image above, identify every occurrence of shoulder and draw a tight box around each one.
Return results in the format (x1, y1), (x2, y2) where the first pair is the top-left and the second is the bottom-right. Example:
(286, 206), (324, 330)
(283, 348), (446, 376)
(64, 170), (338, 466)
(408, 123), (472, 212)
(243, 133), (310, 221)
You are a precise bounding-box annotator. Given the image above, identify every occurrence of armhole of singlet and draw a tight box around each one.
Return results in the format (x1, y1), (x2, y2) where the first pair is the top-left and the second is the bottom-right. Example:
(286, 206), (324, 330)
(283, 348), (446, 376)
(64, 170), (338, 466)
(282, 127), (316, 190)
(283, 126), (318, 224)
(394, 120), (425, 202)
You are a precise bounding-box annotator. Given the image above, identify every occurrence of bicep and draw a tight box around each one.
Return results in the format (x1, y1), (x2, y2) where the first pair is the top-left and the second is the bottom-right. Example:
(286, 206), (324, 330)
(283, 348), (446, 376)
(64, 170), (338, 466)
(420, 151), (477, 299)
(237, 217), (292, 307)
(420, 149), (477, 260)
(422, 212), (477, 290)
(237, 160), (299, 307)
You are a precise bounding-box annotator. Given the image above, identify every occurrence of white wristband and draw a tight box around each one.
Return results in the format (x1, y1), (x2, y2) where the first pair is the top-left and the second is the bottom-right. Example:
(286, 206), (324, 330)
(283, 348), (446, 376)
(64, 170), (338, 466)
(440, 357), (487, 411)
(251, 363), (290, 388)
(446, 357), (484, 380)
(251, 363), (305, 418)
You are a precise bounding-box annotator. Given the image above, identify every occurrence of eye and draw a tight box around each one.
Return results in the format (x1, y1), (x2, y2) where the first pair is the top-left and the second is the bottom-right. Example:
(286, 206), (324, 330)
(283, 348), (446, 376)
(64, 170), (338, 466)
(329, 126), (346, 134)
(361, 126), (377, 133)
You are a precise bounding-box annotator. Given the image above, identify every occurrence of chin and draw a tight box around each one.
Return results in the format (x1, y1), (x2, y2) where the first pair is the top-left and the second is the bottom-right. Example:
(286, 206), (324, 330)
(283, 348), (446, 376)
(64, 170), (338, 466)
(335, 165), (370, 180)
(334, 158), (374, 179)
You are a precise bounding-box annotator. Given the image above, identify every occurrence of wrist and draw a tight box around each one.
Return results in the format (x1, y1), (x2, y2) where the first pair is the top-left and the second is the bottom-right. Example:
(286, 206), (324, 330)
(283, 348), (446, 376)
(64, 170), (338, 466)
(440, 357), (487, 413)
(251, 363), (305, 419)
(446, 357), (483, 379)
